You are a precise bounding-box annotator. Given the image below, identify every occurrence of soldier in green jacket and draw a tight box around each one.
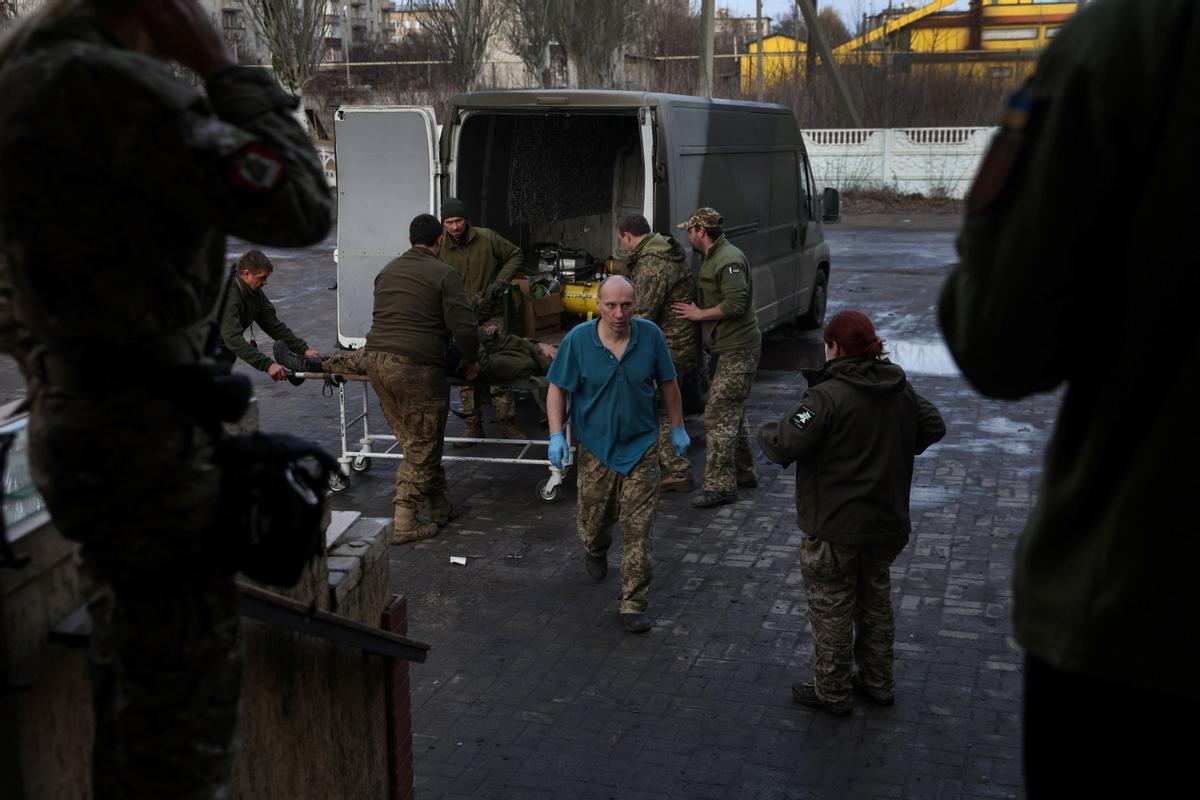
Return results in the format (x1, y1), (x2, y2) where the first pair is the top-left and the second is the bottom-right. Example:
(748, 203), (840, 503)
(673, 207), (762, 508)
(366, 214), (480, 543)
(759, 311), (944, 717)
(0, 1), (332, 795)
(939, 0), (1200, 792)
(220, 249), (319, 381)
(439, 197), (526, 444)
(617, 212), (700, 492)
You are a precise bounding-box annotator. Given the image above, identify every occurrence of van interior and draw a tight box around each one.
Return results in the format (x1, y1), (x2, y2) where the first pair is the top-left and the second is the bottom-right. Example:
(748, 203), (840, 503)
(452, 111), (645, 283)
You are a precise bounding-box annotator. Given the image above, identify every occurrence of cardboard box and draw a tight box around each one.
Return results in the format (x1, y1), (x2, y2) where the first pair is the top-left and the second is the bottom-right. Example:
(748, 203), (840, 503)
(511, 278), (563, 339)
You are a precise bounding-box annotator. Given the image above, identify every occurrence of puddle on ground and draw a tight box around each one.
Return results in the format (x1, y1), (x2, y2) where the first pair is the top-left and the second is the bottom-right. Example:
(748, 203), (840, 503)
(883, 339), (961, 377)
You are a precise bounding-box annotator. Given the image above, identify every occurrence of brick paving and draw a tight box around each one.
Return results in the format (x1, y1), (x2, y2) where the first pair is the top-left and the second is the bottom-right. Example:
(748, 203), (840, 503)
(0, 215), (1054, 798)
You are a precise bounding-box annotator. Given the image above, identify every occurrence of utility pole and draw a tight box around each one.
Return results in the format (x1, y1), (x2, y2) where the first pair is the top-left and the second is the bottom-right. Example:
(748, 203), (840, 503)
(342, 5), (352, 88)
(699, 0), (715, 97)
(796, 0), (862, 127)
(806, 0), (817, 80)
(755, 0), (764, 101)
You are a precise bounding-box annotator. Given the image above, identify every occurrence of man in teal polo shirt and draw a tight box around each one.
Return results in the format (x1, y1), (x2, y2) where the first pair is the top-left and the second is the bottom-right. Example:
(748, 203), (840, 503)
(546, 276), (689, 633)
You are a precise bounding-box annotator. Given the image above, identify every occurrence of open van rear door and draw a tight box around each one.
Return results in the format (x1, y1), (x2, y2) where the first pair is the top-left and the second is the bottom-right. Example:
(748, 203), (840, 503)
(334, 106), (440, 348)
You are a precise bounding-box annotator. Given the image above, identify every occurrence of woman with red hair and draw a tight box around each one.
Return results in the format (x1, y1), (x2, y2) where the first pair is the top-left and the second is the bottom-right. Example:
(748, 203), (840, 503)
(758, 310), (945, 715)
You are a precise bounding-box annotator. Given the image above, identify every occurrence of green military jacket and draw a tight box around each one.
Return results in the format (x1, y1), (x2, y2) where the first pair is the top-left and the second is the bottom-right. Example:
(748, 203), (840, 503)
(940, 0), (1200, 697)
(696, 235), (761, 354)
(440, 225), (523, 299)
(629, 233), (700, 373)
(757, 357), (944, 545)
(366, 247), (480, 367)
(0, 12), (332, 551)
(220, 275), (308, 372)
(0, 15), (332, 371)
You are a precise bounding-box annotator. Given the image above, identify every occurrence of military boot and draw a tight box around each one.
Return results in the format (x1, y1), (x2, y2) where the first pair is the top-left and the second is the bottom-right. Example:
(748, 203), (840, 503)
(427, 496), (459, 527)
(500, 417), (528, 440)
(453, 416), (483, 449)
(272, 340), (323, 373)
(393, 507), (437, 544)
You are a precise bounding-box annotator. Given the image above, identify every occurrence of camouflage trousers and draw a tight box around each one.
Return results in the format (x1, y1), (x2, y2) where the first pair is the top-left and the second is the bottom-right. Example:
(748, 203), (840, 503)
(576, 443), (659, 614)
(458, 383), (517, 425)
(800, 534), (909, 707)
(702, 347), (760, 492)
(28, 388), (241, 799)
(367, 351), (450, 512)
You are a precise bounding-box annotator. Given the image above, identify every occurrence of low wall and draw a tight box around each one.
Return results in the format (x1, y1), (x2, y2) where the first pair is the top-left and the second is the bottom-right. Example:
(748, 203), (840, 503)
(804, 127), (996, 198)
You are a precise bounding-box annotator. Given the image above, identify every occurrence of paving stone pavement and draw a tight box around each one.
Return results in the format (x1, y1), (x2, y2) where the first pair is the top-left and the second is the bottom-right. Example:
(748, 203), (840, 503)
(0, 215), (1054, 798)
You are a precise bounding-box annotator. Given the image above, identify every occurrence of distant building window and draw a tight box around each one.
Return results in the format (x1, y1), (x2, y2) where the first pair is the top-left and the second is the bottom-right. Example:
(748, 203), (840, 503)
(982, 27), (1039, 42)
(987, 66), (1014, 79)
(404, 20), (412, 28)
(1046, 27), (1061, 39)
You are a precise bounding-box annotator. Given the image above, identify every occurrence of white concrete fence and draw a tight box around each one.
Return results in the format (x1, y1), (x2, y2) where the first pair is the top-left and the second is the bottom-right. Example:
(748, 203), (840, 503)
(317, 126), (998, 200)
(803, 127), (996, 199)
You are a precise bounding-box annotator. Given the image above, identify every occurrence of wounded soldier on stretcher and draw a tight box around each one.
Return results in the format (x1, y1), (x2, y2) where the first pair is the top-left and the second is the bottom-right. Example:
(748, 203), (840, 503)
(273, 329), (558, 387)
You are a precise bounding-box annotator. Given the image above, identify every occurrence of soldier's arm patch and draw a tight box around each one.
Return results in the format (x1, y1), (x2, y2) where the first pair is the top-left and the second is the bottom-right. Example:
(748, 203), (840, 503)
(790, 405), (816, 431)
(226, 142), (284, 194)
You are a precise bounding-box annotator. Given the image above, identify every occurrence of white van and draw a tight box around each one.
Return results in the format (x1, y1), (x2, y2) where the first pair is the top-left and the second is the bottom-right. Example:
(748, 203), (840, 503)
(334, 90), (839, 349)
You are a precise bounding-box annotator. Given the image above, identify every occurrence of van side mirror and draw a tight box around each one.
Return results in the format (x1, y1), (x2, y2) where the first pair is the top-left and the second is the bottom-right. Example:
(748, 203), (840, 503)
(822, 188), (841, 223)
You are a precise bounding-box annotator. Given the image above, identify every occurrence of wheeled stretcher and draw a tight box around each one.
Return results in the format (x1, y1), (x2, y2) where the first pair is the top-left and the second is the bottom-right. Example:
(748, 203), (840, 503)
(296, 372), (575, 502)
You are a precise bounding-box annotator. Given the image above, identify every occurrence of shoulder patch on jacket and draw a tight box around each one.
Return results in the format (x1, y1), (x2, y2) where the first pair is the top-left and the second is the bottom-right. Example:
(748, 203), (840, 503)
(967, 86), (1034, 217)
(226, 142), (284, 194)
(790, 405), (816, 430)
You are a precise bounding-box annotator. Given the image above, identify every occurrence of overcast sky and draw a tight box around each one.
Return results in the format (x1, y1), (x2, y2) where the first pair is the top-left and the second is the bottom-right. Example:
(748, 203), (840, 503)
(722, 1), (972, 33)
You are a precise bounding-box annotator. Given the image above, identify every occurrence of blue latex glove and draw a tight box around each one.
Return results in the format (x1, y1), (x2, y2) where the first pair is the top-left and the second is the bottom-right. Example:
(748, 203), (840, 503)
(548, 431), (568, 469)
(670, 425), (691, 458)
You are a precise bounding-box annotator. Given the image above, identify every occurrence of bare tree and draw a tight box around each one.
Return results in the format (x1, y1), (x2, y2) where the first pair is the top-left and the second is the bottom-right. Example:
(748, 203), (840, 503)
(244, 0), (326, 129)
(499, 0), (559, 88)
(410, 0), (505, 92)
(556, 0), (645, 89)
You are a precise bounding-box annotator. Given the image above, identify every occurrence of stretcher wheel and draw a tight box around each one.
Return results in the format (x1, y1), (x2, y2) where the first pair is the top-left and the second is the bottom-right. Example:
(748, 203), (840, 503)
(329, 471), (349, 493)
(536, 478), (559, 502)
(350, 455), (372, 473)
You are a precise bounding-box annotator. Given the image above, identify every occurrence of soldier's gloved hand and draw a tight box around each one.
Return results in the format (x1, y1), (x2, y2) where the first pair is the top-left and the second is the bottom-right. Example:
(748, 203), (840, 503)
(671, 424), (691, 458)
(488, 280), (508, 299)
(548, 432), (567, 470)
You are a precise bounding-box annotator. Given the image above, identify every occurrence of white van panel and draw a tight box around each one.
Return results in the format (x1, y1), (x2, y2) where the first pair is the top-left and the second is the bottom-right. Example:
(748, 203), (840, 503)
(334, 106), (439, 347)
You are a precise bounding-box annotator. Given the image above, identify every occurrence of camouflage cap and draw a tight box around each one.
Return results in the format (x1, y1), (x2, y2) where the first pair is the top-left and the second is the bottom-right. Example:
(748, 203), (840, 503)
(677, 207), (723, 229)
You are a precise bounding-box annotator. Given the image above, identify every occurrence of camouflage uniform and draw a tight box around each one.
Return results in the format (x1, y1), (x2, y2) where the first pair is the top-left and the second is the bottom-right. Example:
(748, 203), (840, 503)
(704, 347), (760, 492)
(628, 232), (699, 480)
(0, 12), (331, 798)
(576, 443), (659, 615)
(799, 535), (908, 708)
(440, 225), (524, 432)
(367, 352), (451, 514)
(677, 209), (762, 493)
(364, 246), (479, 531)
(758, 355), (944, 711)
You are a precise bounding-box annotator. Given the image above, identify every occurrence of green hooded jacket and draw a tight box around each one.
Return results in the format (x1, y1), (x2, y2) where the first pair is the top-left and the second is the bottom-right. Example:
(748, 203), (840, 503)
(628, 232), (700, 373)
(440, 225), (523, 300)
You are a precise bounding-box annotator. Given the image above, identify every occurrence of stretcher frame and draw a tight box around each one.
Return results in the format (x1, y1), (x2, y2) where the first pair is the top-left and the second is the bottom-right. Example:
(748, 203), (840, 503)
(296, 372), (575, 502)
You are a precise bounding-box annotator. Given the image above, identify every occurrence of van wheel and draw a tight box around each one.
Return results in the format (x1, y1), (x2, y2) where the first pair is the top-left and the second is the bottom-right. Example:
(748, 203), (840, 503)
(797, 270), (828, 330)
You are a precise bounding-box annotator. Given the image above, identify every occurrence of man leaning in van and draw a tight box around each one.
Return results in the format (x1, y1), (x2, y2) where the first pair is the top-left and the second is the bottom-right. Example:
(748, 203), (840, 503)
(672, 207), (761, 509)
(439, 198), (526, 444)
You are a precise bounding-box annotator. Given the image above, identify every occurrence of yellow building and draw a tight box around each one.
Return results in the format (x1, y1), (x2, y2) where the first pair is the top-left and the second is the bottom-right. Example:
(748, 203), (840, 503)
(739, 0), (1079, 90)
(741, 33), (808, 91)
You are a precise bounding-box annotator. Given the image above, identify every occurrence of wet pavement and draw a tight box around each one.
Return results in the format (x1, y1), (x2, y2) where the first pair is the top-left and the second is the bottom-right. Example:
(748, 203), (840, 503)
(0, 213), (1054, 799)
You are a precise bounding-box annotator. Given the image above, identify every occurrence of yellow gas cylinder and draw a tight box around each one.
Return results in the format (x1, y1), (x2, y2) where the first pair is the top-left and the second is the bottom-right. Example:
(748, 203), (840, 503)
(561, 281), (599, 318)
